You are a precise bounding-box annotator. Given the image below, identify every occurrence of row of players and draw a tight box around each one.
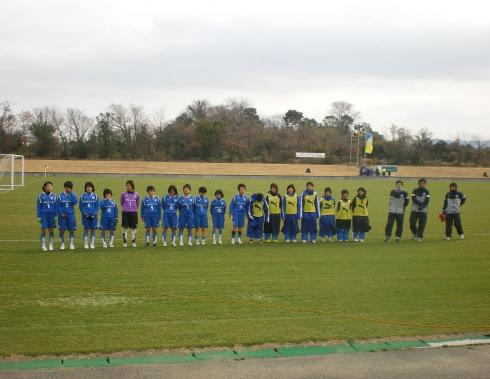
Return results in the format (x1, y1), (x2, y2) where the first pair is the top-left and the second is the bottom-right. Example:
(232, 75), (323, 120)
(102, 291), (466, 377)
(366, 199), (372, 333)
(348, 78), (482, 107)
(36, 179), (466, 251)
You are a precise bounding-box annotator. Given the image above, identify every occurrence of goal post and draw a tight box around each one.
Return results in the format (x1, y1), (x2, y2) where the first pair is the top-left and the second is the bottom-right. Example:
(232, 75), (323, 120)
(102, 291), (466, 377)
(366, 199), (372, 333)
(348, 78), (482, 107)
(0, 154), (25, 191)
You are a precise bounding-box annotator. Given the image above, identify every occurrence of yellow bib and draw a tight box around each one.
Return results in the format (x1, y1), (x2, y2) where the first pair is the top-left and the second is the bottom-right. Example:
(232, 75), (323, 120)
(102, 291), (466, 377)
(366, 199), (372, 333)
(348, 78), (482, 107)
(252, 201), (264, 217)
(284, 194), (298, 215)
(337, 199), (352, 220)
(352, 196), (368, 216)
(320, 197), (336, 216)
(303, 192), (317, 213)
(267, 194), (281, 214)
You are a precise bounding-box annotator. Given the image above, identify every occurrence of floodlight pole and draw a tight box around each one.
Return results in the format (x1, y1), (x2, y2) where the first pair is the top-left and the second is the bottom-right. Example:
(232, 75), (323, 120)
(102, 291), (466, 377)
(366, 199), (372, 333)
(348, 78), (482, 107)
(11, 154), (14, 190)
(349, 132), (353, 165)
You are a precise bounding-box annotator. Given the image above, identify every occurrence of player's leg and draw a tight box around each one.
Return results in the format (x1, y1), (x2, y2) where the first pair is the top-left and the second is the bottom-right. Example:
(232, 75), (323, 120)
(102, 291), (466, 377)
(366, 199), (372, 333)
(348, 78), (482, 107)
(384, 213), (395, 241)
(454, 213), (464, 238)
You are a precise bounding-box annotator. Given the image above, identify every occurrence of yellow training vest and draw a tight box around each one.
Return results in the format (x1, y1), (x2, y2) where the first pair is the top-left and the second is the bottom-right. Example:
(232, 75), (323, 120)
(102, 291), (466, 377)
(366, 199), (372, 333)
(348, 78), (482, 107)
(303, 192), (317, 213)
(267, 194), (281, 215)
(337, 199), (352, 220)
(284, 194), (298, 215)
(252, 201), (264, 217)
(352, 196), (368, 217)
(320, 197), (336, 216)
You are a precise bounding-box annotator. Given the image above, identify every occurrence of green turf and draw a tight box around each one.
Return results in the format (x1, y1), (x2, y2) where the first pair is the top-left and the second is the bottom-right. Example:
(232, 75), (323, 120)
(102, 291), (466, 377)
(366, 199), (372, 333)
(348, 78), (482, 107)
(0, 175), (489, 357)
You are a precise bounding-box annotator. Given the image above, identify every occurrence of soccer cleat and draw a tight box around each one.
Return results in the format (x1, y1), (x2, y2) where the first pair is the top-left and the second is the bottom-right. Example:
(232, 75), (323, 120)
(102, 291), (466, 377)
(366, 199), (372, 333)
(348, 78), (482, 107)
(145, 242), (150, 247)
(312, 240), (317, 244)
(292, 239), (297, 243)
(132, 241), (137, 248)
(285, 239), (290, 243)
(445, 236), (451, 240)
(231, 238), (235, 245)
(90, 242), (95, 249)
(123, 242), (128, 248)
(218, 237), (223, 244)
(416, 237), (422, 242)
(460, 234), (465, 240)
(60, 243), (65, 250)
(395, 237), (400, 243)
(328, 237), (334, 242)
(201, 239), (205, 245)
(360, 239), (365, 243)
(302, 240), (307, 243)
(195, 238), (200, 245)
(384, 236), (390, 242)
(152, 242), (157, 247)
(172, 240), (177, 247)
(188, 238), (193, 246)
(163, 241), (167, 247)
(237, 237), (242, 244)
(102, 240), (108, 248)
(410, 234), (416, 240)
(353, 239), (359, 242)
(179, 237), (184, 246)
(48, 242), (54, 251)
(273, 240), (279, 243)
(41, 244), (48, 251)
(109, 240), (114, 248)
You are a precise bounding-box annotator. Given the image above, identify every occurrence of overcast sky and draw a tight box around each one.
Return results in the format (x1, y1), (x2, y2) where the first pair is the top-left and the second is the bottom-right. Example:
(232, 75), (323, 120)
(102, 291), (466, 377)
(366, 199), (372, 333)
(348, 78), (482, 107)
(2, 0), (490, 139)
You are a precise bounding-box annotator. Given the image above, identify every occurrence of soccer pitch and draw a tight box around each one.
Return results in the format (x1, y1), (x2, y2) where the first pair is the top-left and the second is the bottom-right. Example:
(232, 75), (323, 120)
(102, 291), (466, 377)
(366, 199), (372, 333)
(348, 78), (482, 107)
(0, 175), (489, 357)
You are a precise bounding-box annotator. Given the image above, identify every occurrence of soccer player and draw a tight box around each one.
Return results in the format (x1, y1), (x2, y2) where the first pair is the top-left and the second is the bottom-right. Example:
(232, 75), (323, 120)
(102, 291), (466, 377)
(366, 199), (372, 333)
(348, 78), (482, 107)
(210, 189), (226, 245)
(99, 188), (118, 248)
(246, 193), (269, 242)
(300, 181), (320, 243)
(352, 187), (371, 242)
(79, 181), (99, 249)
(161, 185), (179, 247)
(194, 186), (209, 245)
(178, 184), (195, 246)
(120, 180), (140, 248)
(336, 189), (352, 242)
(229, 183), (248, 244)
(141, 185), (161, 247)
(443, 182), (466, 240)
(409, 178), (430, 242)
(384, 180), (409, 242)
(37, 181), (57, 251)
(319, 187), (336, 242)
(57, 181), (78, 250)
(282, 184), (301, 242)
(263, 183), (281, 242)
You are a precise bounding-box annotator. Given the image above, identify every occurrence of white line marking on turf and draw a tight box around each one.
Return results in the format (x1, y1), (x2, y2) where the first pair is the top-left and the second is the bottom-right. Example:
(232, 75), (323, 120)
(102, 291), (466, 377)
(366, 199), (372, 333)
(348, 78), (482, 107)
(0, 240), (39, 242)
(427, 339), (490, 348)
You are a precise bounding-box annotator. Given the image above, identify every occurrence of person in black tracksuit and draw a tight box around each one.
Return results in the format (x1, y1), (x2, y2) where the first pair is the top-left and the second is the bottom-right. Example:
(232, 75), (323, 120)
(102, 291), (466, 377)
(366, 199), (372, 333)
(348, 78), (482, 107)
(443, 182), (466, 240)
(384, 180), (409, 242)
(409, 178), (430, 241)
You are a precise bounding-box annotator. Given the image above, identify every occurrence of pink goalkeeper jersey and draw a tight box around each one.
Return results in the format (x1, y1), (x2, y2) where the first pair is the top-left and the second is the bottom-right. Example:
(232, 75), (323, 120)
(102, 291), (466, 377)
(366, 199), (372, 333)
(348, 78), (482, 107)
(120, 191), (140, 213)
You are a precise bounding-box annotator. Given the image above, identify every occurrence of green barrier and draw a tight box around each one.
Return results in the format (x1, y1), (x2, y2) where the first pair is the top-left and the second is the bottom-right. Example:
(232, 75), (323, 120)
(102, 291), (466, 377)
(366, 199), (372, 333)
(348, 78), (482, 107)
(62, 357), (109, 368)
(109, 354), (197, 367)
(0, 359), (62, 371)
(277, 344), (357, 357)
(193, 350), (239, 361)
(236, 348), (280, 359)
(349, 342), (393, 352)
(387, 340), (429, 349)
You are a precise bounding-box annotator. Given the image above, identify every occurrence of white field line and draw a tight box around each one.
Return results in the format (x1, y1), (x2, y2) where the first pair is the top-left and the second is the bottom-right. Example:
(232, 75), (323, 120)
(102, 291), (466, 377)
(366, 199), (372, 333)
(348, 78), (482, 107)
(426, 339), (490, 348)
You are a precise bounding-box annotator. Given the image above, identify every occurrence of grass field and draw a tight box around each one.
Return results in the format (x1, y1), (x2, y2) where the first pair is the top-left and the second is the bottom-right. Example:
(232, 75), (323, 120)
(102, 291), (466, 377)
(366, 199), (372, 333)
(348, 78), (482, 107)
(0, 175), (489, 357)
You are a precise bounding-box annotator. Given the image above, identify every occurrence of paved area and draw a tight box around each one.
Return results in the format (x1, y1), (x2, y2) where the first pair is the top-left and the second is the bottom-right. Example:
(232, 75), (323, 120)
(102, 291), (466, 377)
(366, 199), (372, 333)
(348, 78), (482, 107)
(1, 344), (490, 379)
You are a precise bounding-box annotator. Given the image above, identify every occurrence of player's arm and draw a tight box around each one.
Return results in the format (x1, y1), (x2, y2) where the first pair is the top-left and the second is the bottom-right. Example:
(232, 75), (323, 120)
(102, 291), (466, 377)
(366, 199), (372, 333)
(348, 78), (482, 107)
(460, 192), (466, 206)
(36, 195), (42, 220)
(141, 199), (146, 220)
(443, 194), (448, 212)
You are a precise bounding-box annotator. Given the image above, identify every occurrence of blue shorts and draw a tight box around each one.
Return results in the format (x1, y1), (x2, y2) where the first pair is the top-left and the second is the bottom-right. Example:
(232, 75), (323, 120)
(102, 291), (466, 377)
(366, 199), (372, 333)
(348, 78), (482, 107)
(58, 213), (76, 231)
(179, 212), (194, 229)
(163, 212), (178, 228)
(82, 215), (98, 229)
(100, 217), (117, 231)
(194, 213), (208, 228)
(144, 213), (160, 228)
(212, 214), (225, 229)
(40, 213), (56, 229)
(232, 211), (246, 228)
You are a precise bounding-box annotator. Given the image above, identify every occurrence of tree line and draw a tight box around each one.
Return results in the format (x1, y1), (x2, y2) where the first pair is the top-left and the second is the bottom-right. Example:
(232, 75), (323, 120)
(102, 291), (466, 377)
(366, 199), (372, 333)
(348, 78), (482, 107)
(1, 99), (488, 166)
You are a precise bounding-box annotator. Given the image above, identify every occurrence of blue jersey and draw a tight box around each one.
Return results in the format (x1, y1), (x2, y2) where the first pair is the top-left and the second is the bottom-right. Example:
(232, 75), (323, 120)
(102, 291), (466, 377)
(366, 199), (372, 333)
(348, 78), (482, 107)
(210, 198), (226, 215)
(229, 194), (248, 215)
(57, 191), (78, 215)
(194, 195), (209, 216)
(79, 192), (99, 217)
(99, 199), (118, 219)
(178, 195), (195, 216)
(141, 195), (161, 218)
(161, 194), (179, 214)
(37, 192), (57, 217)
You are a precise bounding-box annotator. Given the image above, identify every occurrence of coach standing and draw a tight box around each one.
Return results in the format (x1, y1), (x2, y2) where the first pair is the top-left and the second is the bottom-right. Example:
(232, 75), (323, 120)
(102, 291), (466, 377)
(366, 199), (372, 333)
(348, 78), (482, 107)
(409, 178), (430, 242)
(384, 180), (409, 242)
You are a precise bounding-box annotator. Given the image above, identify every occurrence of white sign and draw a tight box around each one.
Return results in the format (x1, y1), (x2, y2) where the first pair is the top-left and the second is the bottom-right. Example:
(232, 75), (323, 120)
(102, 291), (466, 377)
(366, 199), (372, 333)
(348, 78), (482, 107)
(296, 152), (325, 158)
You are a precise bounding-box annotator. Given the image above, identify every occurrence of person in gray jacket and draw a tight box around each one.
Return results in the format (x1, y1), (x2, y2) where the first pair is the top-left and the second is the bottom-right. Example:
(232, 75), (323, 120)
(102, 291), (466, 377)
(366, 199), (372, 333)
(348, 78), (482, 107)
(409, 178), (430, 242)
(443, 182), (466, 240)
(384, 180), (409, 242)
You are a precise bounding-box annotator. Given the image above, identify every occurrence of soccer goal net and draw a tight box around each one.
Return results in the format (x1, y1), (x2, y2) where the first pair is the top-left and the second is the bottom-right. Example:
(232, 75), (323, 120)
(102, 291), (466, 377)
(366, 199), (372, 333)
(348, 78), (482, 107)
(0, 154), (25, 191)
